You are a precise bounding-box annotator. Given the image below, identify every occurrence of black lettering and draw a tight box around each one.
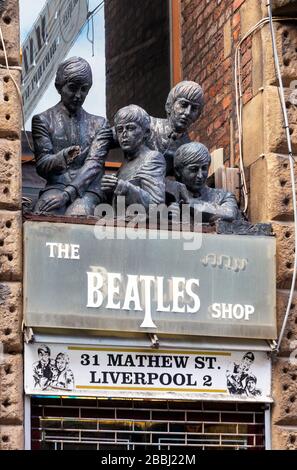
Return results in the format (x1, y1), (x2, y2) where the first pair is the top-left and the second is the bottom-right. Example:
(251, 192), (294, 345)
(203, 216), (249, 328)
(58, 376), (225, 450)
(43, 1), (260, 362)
(108, 372), (121, 384)
(173, 355), (189, 368)
(121, 372), (133, 384)
(205, 357), (217, 369)
(134, 372), (147, 384)
(203, 375), (212, 387)
(186, 374), (197, 386)
(146, 373), (158, 385)
(107, 354), (123, 367)
(173, 373), (186, 386)
(80, 354), (90, 366)
(89, 371), (100, 384)
(195, 356), (206, 369)
(159, 373), (172, 386)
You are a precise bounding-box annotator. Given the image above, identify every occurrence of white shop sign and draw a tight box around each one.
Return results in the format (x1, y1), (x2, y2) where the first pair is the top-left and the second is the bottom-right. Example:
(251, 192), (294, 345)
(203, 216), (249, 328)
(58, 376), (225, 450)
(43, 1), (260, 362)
(25, 343), (272, 402)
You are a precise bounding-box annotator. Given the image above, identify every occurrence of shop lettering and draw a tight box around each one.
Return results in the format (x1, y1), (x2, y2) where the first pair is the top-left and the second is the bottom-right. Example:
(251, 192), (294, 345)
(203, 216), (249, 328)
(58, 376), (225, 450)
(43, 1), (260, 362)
(46, 242), (80, 259)
(209, 303), (255, 320)
(86, 272), (200, 328)
(89, 370), (199, 387)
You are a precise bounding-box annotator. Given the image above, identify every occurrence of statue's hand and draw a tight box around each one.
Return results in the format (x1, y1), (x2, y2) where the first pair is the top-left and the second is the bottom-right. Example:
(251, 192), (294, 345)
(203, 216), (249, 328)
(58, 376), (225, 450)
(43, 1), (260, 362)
(64, 145), (81, 165)
(38, 191), (69, 212)
(101, 174), (118, 192)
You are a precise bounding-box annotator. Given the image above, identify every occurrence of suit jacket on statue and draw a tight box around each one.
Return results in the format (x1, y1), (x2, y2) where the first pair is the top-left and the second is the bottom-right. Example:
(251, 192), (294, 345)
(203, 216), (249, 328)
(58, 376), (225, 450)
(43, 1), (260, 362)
(32, 102), (109, 197)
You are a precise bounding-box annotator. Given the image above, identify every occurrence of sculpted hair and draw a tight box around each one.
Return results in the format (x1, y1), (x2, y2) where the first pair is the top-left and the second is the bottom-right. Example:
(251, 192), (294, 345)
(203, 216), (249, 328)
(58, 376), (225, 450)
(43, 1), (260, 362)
(55, 57), (93, 90)
(114, 104), (151, 132)
(174, 142), (211, 171)
(165, 81), (204, 116)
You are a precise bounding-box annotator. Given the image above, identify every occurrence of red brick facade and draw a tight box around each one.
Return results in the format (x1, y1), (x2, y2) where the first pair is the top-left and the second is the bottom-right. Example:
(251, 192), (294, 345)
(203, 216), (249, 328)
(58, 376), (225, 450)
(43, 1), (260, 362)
(181, 0), (253, 165)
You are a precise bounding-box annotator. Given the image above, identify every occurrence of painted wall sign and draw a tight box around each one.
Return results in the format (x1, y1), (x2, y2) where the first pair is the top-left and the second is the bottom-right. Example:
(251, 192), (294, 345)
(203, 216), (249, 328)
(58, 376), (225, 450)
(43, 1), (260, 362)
(24, 342), (272, 402)
(21, 0), (88, 121)
(24, 221), (276, 339)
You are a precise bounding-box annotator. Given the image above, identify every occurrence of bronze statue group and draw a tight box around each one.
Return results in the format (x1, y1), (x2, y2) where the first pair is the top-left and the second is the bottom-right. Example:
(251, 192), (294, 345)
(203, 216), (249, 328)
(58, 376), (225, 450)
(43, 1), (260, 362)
(32, 56), (240, 223)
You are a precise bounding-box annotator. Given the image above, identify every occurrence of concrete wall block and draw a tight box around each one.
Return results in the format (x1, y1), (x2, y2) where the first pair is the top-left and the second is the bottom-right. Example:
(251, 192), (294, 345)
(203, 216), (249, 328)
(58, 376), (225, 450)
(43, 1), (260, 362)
(272, 222), (295, 289)
(0, 69), (21, 138)
(250, 153), (296, 222)
(272, 359), (297, 425)
(264, 86), (297, 155)
(242, 92), (264, 167)
(272, 425), (297, 449)
(0, 139), (21, 210)
(262, 23), (297, 88)
(240, 0), (263, 37)
(0, 210), (22, 281)
(0, 354), (23, 424)
(0, 0), (20, 66)
(276, 289), (297, 354)
(0, 281), (22, 352)
(0, 425), (23, 450)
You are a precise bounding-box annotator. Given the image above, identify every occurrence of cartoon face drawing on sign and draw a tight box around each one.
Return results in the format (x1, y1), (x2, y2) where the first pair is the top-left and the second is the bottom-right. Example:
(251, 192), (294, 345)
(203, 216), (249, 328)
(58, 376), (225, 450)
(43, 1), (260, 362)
(32, 346), (75, 391)
(32, 344), (55, 390)
(226, 352), (262, 397)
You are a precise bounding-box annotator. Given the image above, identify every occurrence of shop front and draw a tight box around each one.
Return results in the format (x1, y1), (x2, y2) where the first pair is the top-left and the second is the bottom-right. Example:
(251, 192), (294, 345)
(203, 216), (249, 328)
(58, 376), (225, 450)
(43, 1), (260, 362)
(23, 220), (276, 450)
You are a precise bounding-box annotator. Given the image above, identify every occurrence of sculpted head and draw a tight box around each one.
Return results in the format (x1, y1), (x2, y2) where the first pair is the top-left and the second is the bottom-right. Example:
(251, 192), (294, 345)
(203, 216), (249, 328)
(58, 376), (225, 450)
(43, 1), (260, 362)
(165, 81), (204, 133)
(174, 142), (211, 194)
(55, 57), (92, 114)
(114, 104), (151, 153)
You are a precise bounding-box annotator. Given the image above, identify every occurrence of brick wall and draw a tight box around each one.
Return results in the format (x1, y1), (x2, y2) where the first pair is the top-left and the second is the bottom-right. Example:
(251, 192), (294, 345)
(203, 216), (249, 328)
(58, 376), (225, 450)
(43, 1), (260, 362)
(0, 0), (23, 450)
(104, 0), (170, 122)
(181, 0), (256, 165)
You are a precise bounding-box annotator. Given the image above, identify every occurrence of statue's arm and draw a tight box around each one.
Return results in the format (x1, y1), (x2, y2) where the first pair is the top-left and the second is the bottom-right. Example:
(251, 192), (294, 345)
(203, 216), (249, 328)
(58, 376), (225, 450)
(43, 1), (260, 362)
(65, 121), (113, 198)
(32, 114), (68, 179)
(115, 153), (166, 209)
(191, 192), (239, 222)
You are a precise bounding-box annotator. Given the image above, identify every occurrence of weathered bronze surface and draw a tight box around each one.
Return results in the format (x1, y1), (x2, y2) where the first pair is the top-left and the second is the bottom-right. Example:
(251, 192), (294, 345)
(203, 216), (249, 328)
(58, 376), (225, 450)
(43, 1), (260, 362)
(100, 105), (166, 212)
(147, 81), (204, 175)
(166, 142), (241, 223)
(32, 57), (111, 216)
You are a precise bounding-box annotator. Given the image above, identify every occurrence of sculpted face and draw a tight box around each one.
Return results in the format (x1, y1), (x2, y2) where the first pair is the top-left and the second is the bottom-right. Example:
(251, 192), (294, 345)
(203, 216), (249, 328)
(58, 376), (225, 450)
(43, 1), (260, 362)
(178, 162), (209, 194)
(169, 97), (201, 133)
(116, 121), (145, 153)
(59, 80), (91, 114)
